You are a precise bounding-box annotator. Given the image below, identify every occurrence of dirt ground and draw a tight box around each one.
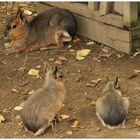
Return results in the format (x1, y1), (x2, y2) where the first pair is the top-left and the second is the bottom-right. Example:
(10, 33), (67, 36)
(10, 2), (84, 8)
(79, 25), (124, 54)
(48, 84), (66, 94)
(1, 2), (140, 138)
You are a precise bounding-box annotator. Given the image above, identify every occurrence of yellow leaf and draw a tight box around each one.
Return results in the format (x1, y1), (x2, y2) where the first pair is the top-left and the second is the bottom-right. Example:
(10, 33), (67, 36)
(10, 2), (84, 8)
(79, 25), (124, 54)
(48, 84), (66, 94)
(59, 114), (70, 120)
(76, 49), (91, 61)
(0, 115), (5, 123)
(27, 69), (39, 78)
(134, 69), (140, 74)
(71, 120), (79, 128)
(14, 106), (23, 111)
(90, 100), (96, 106)
(24, 10), (32, 15)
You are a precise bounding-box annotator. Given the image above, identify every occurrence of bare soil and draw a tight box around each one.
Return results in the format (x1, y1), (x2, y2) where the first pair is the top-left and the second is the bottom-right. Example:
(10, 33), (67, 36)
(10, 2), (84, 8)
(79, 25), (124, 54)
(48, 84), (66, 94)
(1, 2), (140, 138)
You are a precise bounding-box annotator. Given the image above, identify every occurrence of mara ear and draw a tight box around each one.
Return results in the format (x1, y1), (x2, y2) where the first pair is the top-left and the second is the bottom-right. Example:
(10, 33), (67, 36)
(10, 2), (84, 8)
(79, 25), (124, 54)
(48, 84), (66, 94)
(105, 76), (110, 84)
(43, 62), (48, 75)
(114, 76), (120, 89)
(52, 66), (58, 79)
(15, 7), (26, 23)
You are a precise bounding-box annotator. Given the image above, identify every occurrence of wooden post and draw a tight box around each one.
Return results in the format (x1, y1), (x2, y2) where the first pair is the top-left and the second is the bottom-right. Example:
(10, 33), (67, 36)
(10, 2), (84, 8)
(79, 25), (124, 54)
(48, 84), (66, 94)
(99, 2), (110, 16)
(123, 2), (138, 28)
(88, 2), (99, 11)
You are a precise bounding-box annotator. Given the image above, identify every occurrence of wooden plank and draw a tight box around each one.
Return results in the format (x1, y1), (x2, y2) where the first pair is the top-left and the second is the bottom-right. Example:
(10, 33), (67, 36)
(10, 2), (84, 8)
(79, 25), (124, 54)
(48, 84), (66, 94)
(114, 2), (123, 15)
(75, 14), (131, 53)
(44, 2), (123, 28)
(99, 2), (110, 16)
(123, 2), (138, 28)
(88, 2), (99, 11)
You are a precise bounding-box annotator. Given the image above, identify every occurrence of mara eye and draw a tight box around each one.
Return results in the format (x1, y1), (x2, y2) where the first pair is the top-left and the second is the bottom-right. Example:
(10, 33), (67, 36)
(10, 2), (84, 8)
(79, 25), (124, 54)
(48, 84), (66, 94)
(12, 25), (17, 28)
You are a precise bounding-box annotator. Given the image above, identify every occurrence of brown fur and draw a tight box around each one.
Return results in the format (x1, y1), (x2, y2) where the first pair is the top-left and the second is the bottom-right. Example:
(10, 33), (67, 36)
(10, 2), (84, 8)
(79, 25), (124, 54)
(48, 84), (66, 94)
(3, 7), (77, 53)
(21, 65), (66, 135)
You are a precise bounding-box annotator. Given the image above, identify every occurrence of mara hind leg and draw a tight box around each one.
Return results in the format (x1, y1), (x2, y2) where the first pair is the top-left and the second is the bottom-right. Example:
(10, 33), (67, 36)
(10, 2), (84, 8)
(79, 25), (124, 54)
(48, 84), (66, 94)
(34, 121), (50, 136)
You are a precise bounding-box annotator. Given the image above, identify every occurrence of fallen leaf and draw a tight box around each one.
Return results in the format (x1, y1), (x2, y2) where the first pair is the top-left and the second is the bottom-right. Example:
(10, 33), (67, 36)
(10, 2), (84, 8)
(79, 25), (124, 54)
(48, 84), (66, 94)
(132, 52), (140, 58)
(127, 73), (138, 79)
(14, 106), (23, 111)
(133, 118), (140, 126)
(0, 115), (5, 123)
(58, 56), (68, 61)
(134, 69), (140, 74)
(100, 53), (113, 58)
(86, 41), (94, 45)
(86, 83), (95, 87)
(59, 114), (70, 120)
(49, 58), (55, 61)
(73, 37), (80, 43)
(91, 79), (102, 84)
(67, 44), (72, 48)
(90, 100), (96, 106)
(87, 79), (103, 87)
(71, 120), (79, 128)
(23, 10), (32, 15)
(35, 65), (41, 69)
(28, 89), (35, 95)
(27, 69), (39, 78)
(54, 60), (63, 65)
(101, 47), (109, 53)
(3, 42), (10, 48)
(11, 88), (18, 93)
(76, 49), (91, 60)
(69, 49), (75, 52)
(66, 130), (73, 135)
(116, 53), (124, 58)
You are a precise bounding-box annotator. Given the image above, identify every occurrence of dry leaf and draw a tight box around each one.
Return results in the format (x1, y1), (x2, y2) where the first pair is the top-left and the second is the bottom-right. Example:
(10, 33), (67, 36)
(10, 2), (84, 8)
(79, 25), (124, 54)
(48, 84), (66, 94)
(132, 52), (140, 58)
(90, 100), (96, 106)
(101, 47), (109, 53)
(58, 56), (68, 61)
(87, 79), (103, 87)
(66, 131), (73, 135)
(23, 10), (32, 15)
(59, 114), (70, 120)
(100, 53), (113, 58)
(0, 115), (5, 123)
(134, 69), (140, 74)
(69, 49), (75, 52)
(54, 60), (63, 65)
(11, 88), (18, 93)
(133, 118), (140, 126)
(28, 89), (35, 95)
(4, 42), (10, 48)
(76, 49), (91, 60)
(14, 106), (23, 111)
(35, 65), (41, 69)
(67, 44), (72, 48)
(86, 41), (94, 45)
(91, 79), (102, 84)
(27, 69), (39, 78)
(116, 53), (124, 58)
(73, 37), (80, 43)
(127, 73), (137, 79)
(71, 120), (79, 128)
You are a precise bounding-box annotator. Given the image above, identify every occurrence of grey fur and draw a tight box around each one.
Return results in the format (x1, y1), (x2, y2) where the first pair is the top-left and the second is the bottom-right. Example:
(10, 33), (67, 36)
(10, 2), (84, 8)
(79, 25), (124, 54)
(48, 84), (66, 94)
(21, 66), (66, 135)
(96, 81), (129, 128)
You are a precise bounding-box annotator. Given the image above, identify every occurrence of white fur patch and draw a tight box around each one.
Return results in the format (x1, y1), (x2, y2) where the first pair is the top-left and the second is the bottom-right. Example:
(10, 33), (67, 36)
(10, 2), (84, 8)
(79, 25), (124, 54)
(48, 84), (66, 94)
(62, 31), (72, 42)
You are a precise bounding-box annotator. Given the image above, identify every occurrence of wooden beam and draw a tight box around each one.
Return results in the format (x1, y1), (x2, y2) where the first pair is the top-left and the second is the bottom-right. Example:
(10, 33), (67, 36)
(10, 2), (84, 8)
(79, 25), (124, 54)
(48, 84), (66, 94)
(42, 2), (123, 28)
(123, 2), (138, 28)
(99, 2), (110, 16)
(114, 2), (123, 15)
(88, 2), (99, 11)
